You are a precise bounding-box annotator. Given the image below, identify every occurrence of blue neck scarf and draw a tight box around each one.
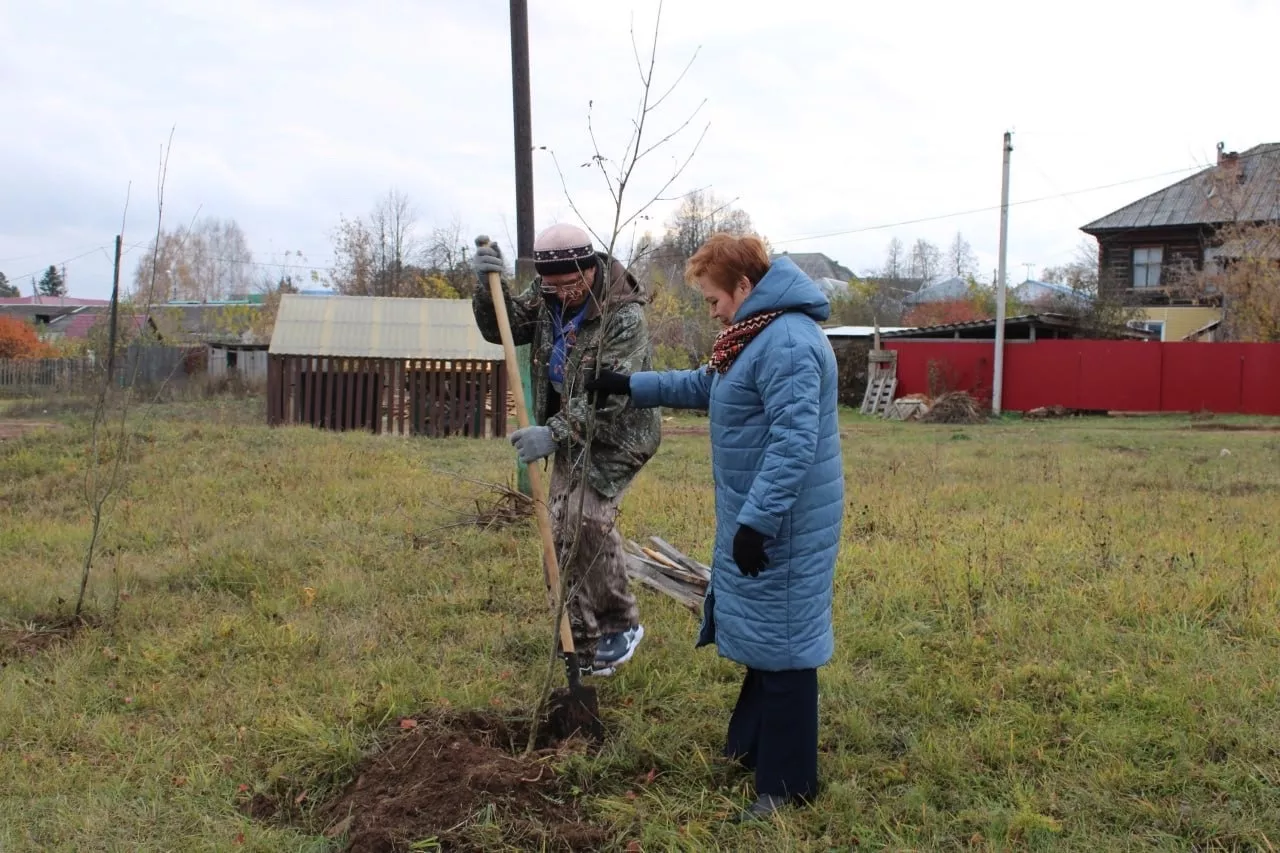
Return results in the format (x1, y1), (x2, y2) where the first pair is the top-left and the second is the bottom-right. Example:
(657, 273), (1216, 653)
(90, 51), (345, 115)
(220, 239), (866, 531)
(548, 300), (590, 389)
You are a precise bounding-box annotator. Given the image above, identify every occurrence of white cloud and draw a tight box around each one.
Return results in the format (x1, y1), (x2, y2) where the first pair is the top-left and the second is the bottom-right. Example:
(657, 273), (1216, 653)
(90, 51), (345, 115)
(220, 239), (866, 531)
(1, 0), (1277, 296)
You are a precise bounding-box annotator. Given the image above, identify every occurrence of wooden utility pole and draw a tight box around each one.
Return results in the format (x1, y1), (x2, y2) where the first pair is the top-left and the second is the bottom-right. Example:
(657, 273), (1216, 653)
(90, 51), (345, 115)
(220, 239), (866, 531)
(992, 131), (1013, 415)
(106, 235), (122, 381)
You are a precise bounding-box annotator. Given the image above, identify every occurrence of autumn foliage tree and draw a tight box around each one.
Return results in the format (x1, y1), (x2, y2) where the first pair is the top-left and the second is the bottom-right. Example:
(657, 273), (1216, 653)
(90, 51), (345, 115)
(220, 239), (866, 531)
(903, 300), (990, 327)
(1200, 222), (1280, 341)
(902, 278), (996, 327)
(1168, 151), (1280, 341)
(0, 316), (54, 358)
(132, 217), (255, 302)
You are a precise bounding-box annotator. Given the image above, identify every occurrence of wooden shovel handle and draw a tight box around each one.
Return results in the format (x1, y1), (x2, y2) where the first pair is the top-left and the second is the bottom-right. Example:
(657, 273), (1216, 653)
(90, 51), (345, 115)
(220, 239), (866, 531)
(482, 255), (577, 658)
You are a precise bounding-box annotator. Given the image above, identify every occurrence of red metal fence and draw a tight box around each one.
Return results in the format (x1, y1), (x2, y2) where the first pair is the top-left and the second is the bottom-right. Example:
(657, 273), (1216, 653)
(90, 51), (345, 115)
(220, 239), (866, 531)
(883, 340), (1280, 415)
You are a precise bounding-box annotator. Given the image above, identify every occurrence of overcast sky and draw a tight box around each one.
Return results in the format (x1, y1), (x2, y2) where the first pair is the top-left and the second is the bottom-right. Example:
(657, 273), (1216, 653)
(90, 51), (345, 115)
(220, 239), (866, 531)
(3, 0), (1277, 299)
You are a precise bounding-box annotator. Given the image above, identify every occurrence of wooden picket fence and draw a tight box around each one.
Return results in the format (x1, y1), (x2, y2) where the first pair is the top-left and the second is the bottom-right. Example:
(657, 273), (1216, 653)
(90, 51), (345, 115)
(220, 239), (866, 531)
(267, 354), (509, 438)
(0, 346), (205, 397)
(0, 357), (98, 396)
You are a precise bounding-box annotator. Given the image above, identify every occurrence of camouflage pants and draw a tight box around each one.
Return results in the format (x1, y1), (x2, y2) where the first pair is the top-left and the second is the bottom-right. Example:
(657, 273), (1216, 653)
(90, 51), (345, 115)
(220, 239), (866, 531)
(547, 456), (639, 660)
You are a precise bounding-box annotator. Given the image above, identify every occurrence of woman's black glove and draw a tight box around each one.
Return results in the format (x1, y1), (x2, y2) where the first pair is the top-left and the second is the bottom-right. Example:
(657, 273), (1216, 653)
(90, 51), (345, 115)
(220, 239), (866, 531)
(733, 524), (770, 577)
(583, 370), (632, 407)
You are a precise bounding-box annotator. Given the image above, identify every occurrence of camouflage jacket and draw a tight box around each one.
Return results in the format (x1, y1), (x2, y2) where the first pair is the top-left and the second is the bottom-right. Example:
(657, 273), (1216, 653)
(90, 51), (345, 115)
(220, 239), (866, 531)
(473, 252), (662, 498)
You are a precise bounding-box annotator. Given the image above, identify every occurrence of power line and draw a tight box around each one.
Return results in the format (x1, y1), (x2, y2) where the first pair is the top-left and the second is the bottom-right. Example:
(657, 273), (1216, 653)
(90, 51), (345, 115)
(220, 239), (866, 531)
(768, 153), (1257, 246)
(6, 147), (1266, 284)
(0, 248), (97, 264)
(10, 246), (118, 285)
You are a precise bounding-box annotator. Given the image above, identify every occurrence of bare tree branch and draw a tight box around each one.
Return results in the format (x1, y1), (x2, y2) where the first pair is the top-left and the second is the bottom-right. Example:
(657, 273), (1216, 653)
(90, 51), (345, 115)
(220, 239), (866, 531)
(648, 46), (702, 113)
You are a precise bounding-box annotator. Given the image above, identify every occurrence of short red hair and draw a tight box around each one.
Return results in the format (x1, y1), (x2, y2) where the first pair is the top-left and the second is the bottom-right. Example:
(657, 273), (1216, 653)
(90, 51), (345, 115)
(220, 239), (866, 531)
(685, 233), (771, 293)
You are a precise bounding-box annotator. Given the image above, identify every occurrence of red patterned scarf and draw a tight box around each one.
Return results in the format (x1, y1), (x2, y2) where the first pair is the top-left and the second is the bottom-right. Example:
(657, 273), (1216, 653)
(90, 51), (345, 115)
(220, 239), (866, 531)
(707, 310), (785, 374)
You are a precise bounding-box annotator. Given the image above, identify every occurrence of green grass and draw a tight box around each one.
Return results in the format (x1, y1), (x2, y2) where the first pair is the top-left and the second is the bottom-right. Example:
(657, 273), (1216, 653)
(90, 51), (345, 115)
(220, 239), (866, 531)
(3, 397), (1280, 851)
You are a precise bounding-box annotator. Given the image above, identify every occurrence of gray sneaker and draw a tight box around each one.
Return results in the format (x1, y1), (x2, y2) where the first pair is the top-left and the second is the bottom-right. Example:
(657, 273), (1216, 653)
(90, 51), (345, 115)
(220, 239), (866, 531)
(735, 794), (788, 823)
(592, 625), (644, 676)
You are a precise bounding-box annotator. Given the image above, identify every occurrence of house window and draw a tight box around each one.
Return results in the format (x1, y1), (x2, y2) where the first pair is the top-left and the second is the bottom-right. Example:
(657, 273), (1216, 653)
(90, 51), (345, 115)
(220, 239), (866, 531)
(1132, 247), (1163, 287)
(1127, 319), (1165, 341)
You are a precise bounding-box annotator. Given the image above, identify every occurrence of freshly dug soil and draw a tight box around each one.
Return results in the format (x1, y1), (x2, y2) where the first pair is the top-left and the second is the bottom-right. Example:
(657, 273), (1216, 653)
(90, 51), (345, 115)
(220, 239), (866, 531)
(306, 711), (611, 853)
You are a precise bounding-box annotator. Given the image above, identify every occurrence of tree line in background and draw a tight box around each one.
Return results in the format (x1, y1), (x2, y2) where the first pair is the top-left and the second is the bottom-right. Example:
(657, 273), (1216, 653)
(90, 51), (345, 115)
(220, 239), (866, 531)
(821, 233), (1142, 338)
(118, 187), (752, 369)
(7, 171), (1279, 362)
(0, 267), (69, 299)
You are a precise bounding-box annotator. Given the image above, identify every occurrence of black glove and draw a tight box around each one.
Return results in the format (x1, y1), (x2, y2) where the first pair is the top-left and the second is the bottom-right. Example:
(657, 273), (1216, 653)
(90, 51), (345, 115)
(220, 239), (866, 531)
(732, 524), (769, 577)
(583, 369), (632, 408)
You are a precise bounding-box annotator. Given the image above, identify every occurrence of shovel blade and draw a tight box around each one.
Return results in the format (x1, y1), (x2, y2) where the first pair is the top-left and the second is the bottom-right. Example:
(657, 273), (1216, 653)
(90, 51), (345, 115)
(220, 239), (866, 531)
(546, 684), (602, 743)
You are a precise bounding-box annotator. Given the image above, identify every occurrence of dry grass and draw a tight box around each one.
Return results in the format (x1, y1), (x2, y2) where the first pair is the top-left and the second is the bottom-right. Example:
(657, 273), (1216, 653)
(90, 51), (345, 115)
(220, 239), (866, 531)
(2, 400), (1280, 850)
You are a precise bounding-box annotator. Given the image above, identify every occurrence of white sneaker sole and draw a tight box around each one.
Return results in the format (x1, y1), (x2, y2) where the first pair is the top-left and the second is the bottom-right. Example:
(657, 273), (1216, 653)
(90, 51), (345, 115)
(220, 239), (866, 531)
(591, 625), (644, 676)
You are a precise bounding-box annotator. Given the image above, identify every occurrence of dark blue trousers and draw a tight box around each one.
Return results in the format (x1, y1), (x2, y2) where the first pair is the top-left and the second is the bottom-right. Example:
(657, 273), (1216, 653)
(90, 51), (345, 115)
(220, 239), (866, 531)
(724, 667), (819, 801)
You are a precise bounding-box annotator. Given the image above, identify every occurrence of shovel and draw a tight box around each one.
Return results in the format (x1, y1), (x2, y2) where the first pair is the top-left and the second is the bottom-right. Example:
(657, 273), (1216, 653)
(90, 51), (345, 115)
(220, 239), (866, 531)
(477, 236), (602, 742)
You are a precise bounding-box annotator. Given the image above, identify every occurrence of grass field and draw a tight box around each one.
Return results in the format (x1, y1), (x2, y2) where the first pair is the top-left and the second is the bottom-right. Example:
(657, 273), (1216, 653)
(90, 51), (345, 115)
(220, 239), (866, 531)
(2, 396), (1280, 851)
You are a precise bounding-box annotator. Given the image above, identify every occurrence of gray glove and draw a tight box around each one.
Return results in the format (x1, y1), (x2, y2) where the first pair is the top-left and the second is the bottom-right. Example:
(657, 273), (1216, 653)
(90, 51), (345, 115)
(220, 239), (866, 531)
(510, 425), (556, 463)
(473, 237), (506, 292)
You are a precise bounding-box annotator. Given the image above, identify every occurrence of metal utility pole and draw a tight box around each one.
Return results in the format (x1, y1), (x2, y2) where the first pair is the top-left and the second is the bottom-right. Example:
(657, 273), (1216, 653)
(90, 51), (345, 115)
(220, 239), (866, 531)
(509, 0), (537, 496)
(992, 131), (1013, 416)
(510, 0), (535, 283)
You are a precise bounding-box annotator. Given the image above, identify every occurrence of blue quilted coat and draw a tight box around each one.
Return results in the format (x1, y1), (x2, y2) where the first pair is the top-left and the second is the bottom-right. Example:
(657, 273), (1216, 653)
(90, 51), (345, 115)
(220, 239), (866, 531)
(630, 256), (844, 671)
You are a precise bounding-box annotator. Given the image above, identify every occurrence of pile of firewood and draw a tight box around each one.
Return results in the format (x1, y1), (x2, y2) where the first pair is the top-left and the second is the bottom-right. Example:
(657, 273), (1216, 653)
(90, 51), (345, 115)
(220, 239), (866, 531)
(919, 391), (986, 424)
(624, 537), (709, 615)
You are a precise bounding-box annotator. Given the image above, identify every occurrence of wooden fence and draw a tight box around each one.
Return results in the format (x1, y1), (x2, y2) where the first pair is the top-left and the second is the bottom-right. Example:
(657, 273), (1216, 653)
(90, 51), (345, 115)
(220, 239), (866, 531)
(267, 355), (509, 438)
(121, 344), (203, 387)
(0, 345), (204, 397)
(0, 357), (97, 396)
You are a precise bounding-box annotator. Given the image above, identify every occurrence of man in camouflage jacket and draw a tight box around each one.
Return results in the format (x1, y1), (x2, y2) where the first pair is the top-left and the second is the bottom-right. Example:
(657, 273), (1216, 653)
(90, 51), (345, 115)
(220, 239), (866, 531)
(472, 224), (661, 676)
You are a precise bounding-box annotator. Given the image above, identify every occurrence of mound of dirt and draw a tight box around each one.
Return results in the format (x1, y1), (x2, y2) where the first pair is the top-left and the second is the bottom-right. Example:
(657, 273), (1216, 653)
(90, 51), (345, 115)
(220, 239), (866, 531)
(304, 711), (610, 853)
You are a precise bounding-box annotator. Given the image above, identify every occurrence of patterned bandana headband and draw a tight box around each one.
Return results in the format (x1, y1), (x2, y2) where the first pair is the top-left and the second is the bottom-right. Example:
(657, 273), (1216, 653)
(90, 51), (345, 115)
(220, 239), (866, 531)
(707, 310), (785, 374)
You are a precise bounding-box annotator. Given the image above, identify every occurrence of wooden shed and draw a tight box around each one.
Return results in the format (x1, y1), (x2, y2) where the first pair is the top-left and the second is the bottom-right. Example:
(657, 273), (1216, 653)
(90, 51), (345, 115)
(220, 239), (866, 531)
(266, 294), (508, 437)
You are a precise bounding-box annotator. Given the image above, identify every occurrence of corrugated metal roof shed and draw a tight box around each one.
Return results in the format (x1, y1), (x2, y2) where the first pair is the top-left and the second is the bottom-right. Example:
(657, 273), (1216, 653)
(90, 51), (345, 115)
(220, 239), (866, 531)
(1082, 143), (1280, 232)
(268, 294), (504, 360)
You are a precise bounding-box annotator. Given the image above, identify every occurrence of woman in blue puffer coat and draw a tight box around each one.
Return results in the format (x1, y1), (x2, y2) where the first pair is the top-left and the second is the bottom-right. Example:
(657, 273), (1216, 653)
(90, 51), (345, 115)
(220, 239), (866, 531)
(586, 233), (844, 820)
